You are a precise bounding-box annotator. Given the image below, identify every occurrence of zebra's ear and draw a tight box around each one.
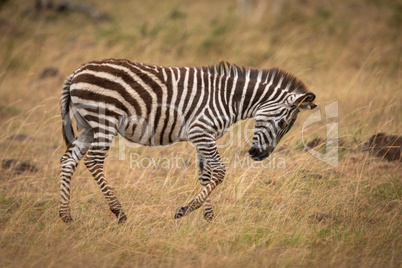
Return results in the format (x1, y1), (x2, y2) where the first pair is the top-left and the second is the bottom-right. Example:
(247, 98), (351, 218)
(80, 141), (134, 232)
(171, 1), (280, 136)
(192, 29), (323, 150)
(294, 93), (317, 110)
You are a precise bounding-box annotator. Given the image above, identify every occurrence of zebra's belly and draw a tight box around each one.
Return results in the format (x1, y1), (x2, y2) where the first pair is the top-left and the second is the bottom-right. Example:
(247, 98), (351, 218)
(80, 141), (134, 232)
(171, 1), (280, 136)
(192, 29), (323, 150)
(117, 114), (188, 146)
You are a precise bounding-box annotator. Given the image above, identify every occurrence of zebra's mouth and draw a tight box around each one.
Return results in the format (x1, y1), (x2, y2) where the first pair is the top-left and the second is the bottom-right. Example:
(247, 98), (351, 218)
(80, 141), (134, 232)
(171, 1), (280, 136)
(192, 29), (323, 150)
(248, 145), (275, 161)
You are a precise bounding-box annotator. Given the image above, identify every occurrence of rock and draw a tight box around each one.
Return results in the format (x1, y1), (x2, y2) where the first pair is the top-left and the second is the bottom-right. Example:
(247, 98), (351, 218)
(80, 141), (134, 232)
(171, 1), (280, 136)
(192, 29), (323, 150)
(360, 133), (401, 161)
(7, 134), (35, 141)
(32, 0), (110, 22)
(309, 212), (335, 222)
(2, 159), (38, 174)
(39, 67), (59, 79)
(306, 137), (325, 149)
(305, 137), (345, 151)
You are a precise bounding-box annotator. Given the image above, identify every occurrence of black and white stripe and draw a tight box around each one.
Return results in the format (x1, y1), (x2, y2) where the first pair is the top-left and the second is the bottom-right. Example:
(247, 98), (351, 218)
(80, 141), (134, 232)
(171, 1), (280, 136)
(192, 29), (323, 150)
(59, 59), (317, 223)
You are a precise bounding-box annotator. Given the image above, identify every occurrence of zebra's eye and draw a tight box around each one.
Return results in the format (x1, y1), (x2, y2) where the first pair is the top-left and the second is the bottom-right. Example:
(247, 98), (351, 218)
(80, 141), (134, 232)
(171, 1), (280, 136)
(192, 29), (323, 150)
(278, 119), (286, 129)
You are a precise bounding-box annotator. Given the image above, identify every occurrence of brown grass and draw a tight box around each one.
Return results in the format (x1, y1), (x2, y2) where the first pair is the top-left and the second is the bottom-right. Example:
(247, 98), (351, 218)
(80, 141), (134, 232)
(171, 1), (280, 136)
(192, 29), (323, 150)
(0, 0), (401, 267)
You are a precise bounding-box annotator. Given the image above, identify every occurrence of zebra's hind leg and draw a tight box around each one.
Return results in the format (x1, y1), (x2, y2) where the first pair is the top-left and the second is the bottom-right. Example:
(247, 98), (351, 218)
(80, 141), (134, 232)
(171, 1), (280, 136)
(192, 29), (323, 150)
(60, 146), (80, 222)
(84, 146), (127, 224)
(59, 128), (93, 223)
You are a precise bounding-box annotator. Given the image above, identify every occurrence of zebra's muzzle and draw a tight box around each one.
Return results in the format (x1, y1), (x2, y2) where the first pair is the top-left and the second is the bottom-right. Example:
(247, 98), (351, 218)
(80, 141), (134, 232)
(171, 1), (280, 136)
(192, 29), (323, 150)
(248, 145), (275, 161)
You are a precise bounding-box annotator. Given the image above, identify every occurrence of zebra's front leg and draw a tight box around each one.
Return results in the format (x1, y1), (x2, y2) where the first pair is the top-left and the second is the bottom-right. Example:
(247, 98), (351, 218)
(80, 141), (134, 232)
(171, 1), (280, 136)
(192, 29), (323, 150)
(203, 198), (214, 222)
(197, 152), (214, 221)
(174, 143), (225, 220)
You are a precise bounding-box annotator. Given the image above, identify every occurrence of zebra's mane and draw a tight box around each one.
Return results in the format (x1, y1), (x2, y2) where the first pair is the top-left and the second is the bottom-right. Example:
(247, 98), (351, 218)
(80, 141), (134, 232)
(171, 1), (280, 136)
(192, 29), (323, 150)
(203, 61), (310, 94)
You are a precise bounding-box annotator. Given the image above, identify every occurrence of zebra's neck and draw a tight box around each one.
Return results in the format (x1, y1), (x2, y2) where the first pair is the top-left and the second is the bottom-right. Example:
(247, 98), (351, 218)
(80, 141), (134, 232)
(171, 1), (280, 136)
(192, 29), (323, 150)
(158, 63), (301, 132)
(204, 71), (286, 127)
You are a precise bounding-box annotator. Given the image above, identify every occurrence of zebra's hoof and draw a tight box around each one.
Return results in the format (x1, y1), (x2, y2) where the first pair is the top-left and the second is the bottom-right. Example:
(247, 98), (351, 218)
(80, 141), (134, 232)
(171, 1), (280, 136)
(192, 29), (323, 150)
(118, 213), (127, 224)
(204, 210), (214, 222)
(174, 206), (188, 219)
(60, 215), (73, 223)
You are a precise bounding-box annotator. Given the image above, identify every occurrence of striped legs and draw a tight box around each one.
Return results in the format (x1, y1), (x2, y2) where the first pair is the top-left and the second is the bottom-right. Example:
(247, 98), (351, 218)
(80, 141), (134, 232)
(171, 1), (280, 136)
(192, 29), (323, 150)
(197, 152), (214, 221)
(174, 141), (225, 220)
(84, 147), (127, 224)
(59, 108), (126, 224)
(59, 141), (91, 223)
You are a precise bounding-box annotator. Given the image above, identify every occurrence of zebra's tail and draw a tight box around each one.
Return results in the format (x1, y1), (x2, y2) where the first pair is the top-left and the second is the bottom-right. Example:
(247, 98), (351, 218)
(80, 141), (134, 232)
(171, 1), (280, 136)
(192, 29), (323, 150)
(61, 75), (75, 147)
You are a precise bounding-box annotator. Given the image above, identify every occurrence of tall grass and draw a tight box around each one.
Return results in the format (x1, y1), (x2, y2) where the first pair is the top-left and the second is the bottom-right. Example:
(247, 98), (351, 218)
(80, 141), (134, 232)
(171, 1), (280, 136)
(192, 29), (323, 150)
(0, 0), (400, 267)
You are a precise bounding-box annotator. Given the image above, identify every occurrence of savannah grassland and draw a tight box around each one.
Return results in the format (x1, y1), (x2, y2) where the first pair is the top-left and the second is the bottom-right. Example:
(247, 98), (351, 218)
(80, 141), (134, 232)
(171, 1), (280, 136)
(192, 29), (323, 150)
(0, 0), (401, 267)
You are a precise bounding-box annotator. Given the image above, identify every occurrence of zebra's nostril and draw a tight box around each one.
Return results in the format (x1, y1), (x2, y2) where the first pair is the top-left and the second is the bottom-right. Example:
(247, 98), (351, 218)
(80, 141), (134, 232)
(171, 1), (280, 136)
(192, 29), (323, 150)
(248, 147), (257, 155)
(249, 145), (275, 161)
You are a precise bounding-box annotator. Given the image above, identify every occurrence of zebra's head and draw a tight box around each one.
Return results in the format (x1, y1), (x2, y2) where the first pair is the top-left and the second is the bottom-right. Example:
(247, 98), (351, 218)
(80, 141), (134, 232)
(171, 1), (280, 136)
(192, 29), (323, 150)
(249, 92), (317, 161)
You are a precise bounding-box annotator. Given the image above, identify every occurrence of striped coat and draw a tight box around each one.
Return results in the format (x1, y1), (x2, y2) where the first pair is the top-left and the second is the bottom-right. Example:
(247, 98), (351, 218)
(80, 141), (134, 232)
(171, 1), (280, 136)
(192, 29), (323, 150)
(59, 59), (317, 223)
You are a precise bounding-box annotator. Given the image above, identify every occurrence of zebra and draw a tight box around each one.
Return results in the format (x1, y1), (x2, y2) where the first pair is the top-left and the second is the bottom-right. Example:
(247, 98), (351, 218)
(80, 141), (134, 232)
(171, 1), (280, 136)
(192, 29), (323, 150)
(59, 58), (317, 224)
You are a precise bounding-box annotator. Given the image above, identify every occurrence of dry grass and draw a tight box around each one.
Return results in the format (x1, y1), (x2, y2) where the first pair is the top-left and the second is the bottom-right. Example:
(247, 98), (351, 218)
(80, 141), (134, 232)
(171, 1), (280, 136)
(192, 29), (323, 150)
(0, 0), (401, 267)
